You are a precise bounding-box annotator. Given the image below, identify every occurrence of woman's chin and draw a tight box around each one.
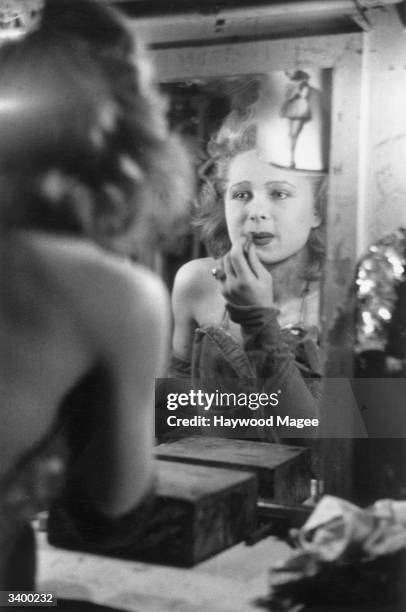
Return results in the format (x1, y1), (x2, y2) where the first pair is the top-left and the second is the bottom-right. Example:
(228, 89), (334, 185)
(254, 245), (279, 265)
(255, 243), (308, 267)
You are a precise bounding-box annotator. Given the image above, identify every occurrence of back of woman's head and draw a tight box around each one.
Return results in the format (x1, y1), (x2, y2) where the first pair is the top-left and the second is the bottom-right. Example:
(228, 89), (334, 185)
(0, 0), (191, 250)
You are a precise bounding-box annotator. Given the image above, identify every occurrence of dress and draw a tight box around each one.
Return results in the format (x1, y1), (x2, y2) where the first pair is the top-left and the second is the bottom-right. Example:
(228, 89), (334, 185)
(169, 300), (322, 443)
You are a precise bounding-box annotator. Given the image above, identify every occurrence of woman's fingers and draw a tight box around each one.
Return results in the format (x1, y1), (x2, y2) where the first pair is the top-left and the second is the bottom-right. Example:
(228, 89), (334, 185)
(211, 240), (273, 306)
(212, 244), (274, 307)
(246, 242), (268, 277)
(228, 234), (262, 279)
(223, 253), (236, 279)
(229, 243), (251, 278)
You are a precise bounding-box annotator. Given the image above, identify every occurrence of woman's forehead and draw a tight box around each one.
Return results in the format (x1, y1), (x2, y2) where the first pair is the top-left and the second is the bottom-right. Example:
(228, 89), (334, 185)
(226, 149), (308, 187)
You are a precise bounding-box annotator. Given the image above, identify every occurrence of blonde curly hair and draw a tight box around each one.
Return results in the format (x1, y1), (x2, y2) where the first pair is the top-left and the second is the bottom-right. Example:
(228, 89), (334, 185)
(0, 0), (192, 252)
(194, 108), (327, 280)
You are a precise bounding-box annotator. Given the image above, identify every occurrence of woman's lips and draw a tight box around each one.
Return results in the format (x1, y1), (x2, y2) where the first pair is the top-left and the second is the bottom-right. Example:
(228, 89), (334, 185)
(250, 232), (274, 246)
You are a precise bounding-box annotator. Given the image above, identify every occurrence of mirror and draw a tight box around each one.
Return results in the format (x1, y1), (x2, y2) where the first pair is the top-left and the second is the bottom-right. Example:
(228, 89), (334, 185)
(154, 70), (330, 458)
(159, 75), (263, 290)
(152, 32), (364, 494)
(160, 68), (331, 287)
(150, 32), (363, 352)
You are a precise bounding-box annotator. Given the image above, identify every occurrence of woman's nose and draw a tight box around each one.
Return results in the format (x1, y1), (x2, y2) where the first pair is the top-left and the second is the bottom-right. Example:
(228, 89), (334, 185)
(248, 196), (271, 221)
(249, 211), (269, 221)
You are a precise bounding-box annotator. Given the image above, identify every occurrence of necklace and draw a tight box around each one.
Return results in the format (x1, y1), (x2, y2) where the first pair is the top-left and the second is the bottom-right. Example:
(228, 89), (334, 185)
(281, 280), (312, 337)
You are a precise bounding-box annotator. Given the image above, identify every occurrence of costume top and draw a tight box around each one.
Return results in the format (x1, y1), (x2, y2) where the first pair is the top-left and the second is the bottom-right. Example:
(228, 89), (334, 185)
(169, 298), (322, 442)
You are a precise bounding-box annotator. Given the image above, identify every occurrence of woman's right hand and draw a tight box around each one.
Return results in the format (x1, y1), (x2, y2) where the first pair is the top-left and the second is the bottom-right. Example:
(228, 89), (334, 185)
(215, 240), (275, 308)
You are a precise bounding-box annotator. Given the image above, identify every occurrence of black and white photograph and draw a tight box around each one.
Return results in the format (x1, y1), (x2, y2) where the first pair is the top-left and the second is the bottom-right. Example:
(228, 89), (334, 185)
(1, 1), (406, 611)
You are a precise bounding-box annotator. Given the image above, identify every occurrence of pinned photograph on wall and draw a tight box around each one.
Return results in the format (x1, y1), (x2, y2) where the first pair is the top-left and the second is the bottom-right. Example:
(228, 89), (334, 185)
(256, 69), (331, 172)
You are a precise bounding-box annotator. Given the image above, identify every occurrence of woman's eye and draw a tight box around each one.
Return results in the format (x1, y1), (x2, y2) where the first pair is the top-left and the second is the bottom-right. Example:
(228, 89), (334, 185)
(232, 191), (250, 202)
(271, 190), (289, 200)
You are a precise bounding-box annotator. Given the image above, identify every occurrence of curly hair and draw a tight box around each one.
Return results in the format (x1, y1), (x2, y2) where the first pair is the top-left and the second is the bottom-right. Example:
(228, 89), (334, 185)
(194, 109), (327, 280)
(0, 0), (192, 251)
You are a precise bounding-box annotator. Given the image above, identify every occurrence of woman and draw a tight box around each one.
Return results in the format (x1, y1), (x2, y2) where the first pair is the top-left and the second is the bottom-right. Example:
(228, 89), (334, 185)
(170, 111), (326, 441)
(0, 0), (190, 589)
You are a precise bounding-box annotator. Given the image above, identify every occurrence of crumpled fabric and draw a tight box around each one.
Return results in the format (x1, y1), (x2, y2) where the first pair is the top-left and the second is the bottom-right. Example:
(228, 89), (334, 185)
(266, 495), (406, 610)
(288, 495), (406, 561)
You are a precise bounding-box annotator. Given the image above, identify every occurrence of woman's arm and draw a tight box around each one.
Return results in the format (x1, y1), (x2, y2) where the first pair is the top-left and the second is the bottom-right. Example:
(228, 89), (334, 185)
(68, 259), (171, 519)
(48, 259), (187, 553)
(227, 302), (321, 422)
(216, 242), (321, 425)
(169, 260), (202, 377)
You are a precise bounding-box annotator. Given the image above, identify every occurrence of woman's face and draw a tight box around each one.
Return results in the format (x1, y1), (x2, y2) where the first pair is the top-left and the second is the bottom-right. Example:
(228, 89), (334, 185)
(224, 149), (321, 265)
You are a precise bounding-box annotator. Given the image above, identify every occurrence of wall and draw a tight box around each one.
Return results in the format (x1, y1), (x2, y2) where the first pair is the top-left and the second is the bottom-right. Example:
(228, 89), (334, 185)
(139, 4), (406, 331)
(361, 6), (406, 251)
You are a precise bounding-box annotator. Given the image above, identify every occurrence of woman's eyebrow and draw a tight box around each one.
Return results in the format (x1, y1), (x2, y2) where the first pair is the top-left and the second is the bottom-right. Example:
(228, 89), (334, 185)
(229, 181), (250, 189)
(266, 181), (296, 190)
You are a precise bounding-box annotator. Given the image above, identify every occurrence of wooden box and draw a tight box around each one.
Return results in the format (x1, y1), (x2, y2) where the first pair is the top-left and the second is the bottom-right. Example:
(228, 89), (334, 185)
(48, 459), (258, 567)
(156, 437), (310, 503)
(145, 460), (258, 566)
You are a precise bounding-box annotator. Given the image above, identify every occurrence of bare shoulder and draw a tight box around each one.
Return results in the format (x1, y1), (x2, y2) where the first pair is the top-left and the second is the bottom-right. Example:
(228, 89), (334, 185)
(17, 231), (169, 341)
(172, 257), (217, 304)
(171, 257), (218, 356)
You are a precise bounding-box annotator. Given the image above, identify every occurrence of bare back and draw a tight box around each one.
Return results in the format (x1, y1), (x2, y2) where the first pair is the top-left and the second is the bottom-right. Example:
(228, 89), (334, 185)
(0, 230), (170, 517)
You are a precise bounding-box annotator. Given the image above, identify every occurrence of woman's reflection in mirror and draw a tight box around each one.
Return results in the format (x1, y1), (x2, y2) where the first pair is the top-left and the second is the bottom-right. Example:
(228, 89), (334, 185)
(169, 107), (327, 453)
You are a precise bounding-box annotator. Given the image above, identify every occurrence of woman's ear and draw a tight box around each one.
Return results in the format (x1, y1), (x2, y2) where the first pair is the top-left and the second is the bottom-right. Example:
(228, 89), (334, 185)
(311, 209), (322, 229)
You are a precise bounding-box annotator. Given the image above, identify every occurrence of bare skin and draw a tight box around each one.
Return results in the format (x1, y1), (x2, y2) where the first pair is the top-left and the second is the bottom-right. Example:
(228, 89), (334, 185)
(172, 250), (319, 361)
(172, 149), (320, 361)
(0, 230), (170, 518)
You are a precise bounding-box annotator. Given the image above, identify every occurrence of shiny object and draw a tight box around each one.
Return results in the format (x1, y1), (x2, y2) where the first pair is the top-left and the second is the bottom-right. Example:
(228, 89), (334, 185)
(355, 227), (406, 357)
(211, 267), (226, 281)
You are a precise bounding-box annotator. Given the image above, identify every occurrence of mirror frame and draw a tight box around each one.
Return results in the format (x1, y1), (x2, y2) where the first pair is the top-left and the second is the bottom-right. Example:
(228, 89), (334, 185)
(149, 32), (364, 375)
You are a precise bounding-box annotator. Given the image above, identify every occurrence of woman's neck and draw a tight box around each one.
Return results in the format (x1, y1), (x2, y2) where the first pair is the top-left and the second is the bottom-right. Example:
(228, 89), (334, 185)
(265, 249), (313, 305)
